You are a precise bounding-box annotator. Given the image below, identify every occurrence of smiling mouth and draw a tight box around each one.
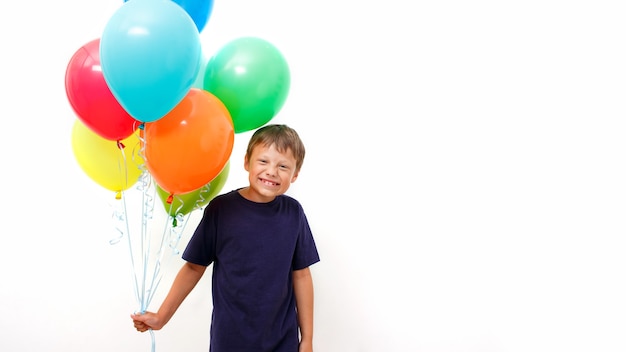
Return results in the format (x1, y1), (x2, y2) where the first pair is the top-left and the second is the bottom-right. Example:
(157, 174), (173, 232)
(260, 178), (279, 186)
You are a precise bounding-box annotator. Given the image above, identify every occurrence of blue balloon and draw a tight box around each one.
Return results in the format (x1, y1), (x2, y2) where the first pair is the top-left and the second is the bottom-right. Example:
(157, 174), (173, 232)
(124, 0), (214, 33)
(176, 0), (214, 32)
(101, 0), (201, 123)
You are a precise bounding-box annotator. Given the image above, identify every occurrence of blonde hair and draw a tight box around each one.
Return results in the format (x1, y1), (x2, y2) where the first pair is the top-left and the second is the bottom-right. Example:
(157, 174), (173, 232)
(246, 124), (306, 171)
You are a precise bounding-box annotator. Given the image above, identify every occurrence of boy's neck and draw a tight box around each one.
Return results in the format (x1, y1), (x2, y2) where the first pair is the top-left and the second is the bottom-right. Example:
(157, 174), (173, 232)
(238, 187), (277, 203)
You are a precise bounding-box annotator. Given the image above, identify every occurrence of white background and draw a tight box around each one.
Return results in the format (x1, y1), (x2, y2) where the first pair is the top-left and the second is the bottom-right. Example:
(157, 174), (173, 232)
(1, 0), (625, 351)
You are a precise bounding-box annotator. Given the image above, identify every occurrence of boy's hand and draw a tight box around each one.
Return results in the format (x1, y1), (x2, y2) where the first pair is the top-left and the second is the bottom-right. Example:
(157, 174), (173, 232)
(131, 312), (163, 332)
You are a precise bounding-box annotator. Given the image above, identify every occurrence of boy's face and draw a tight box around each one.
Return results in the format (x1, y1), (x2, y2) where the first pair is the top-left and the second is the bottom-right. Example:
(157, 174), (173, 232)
(243, 143), (299, 203)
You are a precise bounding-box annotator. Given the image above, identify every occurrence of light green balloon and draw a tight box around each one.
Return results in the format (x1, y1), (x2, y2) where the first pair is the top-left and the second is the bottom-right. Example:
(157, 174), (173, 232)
(157, 162), (230, 216)
(203, 37), (290, 133)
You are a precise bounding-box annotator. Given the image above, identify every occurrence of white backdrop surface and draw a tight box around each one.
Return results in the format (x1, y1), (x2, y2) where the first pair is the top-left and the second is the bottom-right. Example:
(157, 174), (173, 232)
(0, 1), (625, 351)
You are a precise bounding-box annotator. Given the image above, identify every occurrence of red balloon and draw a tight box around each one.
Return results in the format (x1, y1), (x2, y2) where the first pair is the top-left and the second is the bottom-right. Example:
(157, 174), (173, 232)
(144, 88), (234, 195)
(65, 38), (139, 141)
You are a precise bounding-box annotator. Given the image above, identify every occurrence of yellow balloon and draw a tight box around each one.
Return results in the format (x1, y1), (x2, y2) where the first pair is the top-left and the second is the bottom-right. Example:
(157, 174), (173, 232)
(71, 119), (144, 192)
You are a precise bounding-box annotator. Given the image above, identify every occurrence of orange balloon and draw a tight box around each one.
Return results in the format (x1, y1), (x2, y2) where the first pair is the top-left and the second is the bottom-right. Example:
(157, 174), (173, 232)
(143, 88), (234, 195)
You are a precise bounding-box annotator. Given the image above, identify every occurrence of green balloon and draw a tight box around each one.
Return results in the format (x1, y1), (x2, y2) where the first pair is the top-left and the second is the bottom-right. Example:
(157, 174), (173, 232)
(203, 37), (290, 133)
(157, 162), (230, 216)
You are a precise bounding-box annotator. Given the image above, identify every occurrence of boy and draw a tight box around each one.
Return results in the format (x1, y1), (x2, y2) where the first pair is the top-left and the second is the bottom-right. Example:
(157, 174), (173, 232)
(131, 124), (320, 352)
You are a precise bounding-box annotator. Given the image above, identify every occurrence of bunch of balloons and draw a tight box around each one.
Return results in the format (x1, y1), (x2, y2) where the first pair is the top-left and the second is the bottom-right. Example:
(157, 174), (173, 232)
(66, 0), (291, 215)
(64, 1), (291, 349)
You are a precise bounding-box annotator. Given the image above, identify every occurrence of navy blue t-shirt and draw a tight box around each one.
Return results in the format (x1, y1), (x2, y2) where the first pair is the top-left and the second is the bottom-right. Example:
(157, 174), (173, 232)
(182, 189), (320, 352)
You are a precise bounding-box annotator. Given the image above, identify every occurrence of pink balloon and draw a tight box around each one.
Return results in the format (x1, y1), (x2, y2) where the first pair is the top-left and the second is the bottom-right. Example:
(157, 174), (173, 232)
(65, 38), (139, 141)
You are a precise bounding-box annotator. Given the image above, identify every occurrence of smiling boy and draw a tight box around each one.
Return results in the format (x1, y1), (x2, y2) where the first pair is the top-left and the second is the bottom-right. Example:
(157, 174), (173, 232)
(131, 124), (320, 352)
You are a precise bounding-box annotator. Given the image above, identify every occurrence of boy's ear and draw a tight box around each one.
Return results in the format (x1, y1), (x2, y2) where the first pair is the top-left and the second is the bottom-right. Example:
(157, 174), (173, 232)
(290, 170), (299, 183)
(243, 155), (249, 171)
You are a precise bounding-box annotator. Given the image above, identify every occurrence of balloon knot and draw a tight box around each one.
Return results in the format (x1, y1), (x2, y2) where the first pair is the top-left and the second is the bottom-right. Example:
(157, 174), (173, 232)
(166, 194), (173, 204)
(115, 191), (122, 200)
(138, 123), (145, 130)
(117, 141), (126, 149)
(172, 218), (178, 227)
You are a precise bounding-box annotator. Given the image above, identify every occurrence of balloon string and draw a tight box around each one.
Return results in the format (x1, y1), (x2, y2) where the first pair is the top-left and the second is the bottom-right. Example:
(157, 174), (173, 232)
(125, 191), (143, 310)
(112, 144), (143, 305)
(137, 170), (154, 313)
(121, 128), (193, 352)
(117, 140), (131, 193)
(144, 212), (169, 308)
(196, 185), (209, 211)
(108, 140), (131, 245)
(132, 128), (154, 313)
(162, 184), (210, 256)
(135, 126), (158, 352)
(170, 214), (185, 253)
(137, 173), (159, 352)
(149, 329), (156, 352)
(109, 201), (126, 245)
(170, 194), (186, 220)
(128, 132), (159, 352)
(136, 128), (169, 352)
(145, 201), (189, 307)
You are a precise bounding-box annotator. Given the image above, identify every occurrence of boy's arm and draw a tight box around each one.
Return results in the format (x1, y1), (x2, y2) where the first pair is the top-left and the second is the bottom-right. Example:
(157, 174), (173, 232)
(132, 262), (206, 331)
(293, 267), (314, 352)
